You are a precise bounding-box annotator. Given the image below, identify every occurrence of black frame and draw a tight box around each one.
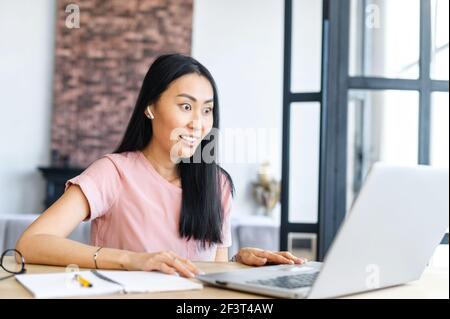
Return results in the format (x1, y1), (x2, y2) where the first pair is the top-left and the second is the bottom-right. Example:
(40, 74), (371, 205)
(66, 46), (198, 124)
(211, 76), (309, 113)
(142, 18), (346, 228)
(281, 0), (449, 261)
(280, 0), (321, 257)
(0, 249), (26, 281)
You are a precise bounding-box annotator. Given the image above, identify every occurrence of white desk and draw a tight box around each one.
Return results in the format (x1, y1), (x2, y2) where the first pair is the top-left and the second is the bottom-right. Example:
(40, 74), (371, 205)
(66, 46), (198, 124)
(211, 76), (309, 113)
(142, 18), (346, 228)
(0, 257), (448, 299)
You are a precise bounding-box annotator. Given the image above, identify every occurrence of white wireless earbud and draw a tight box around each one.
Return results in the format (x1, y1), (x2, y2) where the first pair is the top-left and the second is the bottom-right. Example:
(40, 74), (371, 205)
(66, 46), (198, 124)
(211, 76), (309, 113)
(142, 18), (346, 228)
(146, 106), (154, 119)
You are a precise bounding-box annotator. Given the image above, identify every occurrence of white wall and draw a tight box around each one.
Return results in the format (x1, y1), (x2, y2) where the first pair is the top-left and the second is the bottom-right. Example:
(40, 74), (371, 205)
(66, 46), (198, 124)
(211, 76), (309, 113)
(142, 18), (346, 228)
(192, 0), (322, 223)
(0, 0), (322, 222)
(0, 0), (56, 215)
(192, 0), (285, 220)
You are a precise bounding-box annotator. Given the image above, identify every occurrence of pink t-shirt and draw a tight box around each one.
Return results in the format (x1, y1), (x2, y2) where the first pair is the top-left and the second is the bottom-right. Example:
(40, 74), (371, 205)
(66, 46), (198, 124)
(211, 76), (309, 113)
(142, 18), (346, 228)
(64, 151), (233, 261)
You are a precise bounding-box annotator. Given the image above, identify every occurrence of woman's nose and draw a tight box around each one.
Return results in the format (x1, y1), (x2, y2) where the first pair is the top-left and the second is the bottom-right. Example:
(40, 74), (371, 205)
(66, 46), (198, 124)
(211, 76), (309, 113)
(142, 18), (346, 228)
(189, 110), (203, 128)
(187, 120), (203, 134)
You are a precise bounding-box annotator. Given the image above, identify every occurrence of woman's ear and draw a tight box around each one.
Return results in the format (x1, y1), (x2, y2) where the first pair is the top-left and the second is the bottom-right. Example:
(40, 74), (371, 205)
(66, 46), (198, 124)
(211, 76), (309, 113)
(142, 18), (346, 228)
(145, 105), (155, 119)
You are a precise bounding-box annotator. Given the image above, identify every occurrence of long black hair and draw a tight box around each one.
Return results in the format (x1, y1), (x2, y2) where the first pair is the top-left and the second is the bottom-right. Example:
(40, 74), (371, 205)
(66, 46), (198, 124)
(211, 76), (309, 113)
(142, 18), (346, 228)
(114, 53), (234, 248)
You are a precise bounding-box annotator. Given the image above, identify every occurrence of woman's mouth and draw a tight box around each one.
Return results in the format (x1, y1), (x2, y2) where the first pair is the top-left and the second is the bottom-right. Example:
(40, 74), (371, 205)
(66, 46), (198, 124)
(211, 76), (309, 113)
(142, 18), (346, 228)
(179, 135), (199, 146)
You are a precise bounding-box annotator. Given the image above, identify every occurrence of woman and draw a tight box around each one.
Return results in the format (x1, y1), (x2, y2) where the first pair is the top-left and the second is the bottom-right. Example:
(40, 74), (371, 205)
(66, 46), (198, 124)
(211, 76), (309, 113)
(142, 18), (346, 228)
(17, 54), (306, 278)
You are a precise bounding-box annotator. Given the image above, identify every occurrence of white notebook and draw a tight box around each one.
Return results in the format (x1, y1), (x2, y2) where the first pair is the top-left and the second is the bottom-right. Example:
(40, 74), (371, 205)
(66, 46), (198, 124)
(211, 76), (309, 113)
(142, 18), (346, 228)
(15, 270), (203, 299)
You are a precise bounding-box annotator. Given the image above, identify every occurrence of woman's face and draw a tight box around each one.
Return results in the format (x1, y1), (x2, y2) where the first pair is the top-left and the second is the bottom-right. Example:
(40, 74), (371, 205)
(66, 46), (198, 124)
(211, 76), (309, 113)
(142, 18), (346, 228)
(149, 73), (215, 161)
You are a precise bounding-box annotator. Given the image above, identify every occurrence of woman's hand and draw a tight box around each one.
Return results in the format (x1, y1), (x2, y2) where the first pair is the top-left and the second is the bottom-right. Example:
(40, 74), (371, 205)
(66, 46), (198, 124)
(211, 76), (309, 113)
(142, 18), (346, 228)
(234, 248), (308, 266)
(129, 250), (203, 278)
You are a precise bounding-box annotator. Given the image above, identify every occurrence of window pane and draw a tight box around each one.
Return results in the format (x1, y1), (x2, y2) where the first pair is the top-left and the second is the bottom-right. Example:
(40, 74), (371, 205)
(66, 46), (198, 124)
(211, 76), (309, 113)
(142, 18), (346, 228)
(431, 0), (449, 80)
(349, 0), (420, 79)
(289, 102), (320, 223)
(431, 92), (449, 167)
(347, 90), (419, 209)
(291, 0), (323, 93)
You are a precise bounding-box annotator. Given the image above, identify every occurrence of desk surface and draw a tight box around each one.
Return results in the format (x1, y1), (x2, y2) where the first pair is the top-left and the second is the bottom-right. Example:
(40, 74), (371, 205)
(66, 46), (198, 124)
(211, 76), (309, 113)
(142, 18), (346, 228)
(0, 257), (448, 299)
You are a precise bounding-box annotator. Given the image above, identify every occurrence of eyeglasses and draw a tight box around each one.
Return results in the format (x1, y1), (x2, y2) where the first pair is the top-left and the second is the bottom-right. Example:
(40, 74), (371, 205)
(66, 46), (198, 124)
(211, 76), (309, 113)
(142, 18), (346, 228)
(0, 249), (26, 281)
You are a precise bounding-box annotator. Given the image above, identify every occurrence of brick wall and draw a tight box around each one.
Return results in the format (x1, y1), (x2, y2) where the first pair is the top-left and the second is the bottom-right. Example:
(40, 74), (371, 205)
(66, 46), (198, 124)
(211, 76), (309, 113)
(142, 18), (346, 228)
(51, 0), (193, 167)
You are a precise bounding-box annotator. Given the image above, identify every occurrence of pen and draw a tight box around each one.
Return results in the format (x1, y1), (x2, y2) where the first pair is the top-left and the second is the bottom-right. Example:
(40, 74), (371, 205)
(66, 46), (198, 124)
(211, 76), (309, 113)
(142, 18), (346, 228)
(73, 274), (93, 288)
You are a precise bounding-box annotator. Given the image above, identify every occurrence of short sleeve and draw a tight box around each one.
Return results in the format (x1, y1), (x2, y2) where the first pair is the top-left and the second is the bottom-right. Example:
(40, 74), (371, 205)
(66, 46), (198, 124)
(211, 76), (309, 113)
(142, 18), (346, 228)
(65, 155), (122, 221)
(217, 173), (233, 248)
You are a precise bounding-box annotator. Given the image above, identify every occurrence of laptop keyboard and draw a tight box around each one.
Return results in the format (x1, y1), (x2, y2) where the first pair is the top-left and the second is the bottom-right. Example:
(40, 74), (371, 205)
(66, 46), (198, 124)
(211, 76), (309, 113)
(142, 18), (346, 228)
(247, 272), (319, 289)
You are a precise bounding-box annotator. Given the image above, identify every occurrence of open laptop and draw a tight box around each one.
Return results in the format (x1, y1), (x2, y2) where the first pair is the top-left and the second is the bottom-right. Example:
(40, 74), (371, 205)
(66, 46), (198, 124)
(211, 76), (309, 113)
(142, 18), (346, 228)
(197, 163), (449, 298)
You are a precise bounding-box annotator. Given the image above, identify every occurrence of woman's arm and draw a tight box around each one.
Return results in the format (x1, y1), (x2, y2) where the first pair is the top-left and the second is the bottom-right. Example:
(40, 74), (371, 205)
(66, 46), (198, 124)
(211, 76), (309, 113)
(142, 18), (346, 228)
(15, 185), (200, 278)
(214, 247), (228, 262)
(16, 185), (129, 269)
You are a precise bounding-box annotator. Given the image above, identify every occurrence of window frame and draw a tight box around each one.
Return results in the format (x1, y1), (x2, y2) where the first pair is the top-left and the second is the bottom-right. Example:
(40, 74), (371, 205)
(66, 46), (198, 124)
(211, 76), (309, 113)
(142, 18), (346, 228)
(281, 0), (449, 261)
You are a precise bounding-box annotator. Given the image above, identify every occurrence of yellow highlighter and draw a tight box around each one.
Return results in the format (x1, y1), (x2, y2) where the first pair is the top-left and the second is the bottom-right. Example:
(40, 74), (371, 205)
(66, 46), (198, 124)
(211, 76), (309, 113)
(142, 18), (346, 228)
(74, 274), (93, 288)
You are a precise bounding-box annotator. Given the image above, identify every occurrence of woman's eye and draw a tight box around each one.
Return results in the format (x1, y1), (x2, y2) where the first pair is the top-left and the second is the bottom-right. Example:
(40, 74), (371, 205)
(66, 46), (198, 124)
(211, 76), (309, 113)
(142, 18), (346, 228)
(204, 107), (213, 114)
(180, 104), (191, 111)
